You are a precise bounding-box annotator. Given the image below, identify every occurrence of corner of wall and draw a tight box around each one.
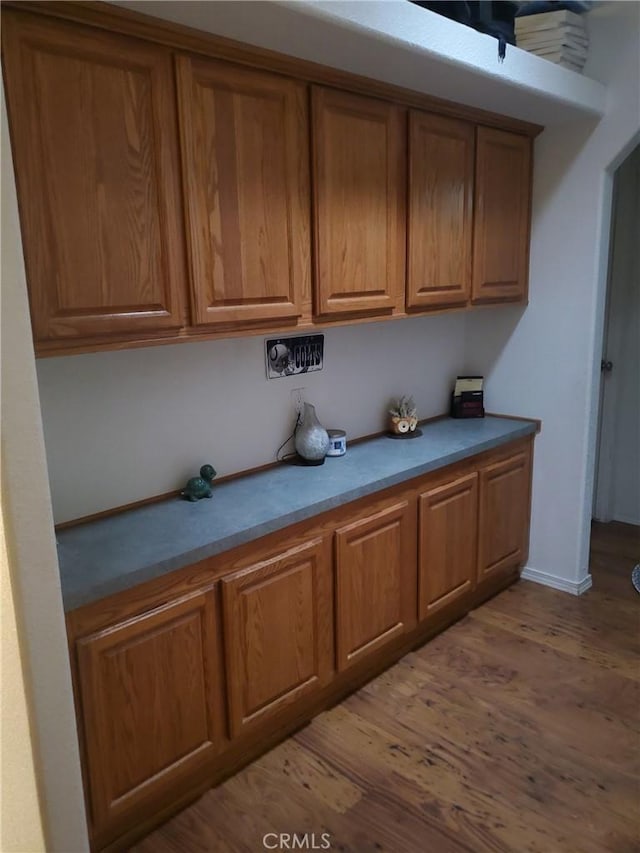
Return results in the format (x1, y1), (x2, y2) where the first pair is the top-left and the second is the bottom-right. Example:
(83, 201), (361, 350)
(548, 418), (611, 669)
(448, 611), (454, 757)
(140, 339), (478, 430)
(0, 511), (47, 853)
(1, 80), (89, 852)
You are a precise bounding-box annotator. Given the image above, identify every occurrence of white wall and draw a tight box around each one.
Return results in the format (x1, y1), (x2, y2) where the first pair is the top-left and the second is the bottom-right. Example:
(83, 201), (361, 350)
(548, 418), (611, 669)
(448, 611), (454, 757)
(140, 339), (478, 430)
(1, 507), (46, 852)
(38, 314), (466, 524)
(1, 87), (89, 851)
(464, 1), (640, 594)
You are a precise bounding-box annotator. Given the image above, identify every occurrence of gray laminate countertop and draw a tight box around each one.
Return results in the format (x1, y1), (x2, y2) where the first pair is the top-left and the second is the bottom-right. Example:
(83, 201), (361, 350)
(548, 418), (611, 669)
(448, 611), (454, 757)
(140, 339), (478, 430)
(57, 415), (538, 611)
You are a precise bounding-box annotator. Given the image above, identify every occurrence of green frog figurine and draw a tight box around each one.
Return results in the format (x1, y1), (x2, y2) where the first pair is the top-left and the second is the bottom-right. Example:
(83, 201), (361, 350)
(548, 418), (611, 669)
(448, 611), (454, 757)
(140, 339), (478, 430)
(182, 464), (217, 501)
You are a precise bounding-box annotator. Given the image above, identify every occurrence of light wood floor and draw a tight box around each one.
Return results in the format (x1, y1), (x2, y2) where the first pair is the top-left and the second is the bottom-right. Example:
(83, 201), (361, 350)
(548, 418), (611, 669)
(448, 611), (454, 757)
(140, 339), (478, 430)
(132, 522), (640, 853)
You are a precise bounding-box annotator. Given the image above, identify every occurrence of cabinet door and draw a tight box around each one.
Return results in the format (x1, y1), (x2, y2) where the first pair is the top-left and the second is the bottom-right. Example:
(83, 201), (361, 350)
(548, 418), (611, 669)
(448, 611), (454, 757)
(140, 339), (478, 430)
(472, 127), (532, 303)
(76, 589), (223, 835)
(312, 86), (405, 318)
(335, 500), (416, 671)
(478, 446), (533, 581)
(176, 56), (311, 327)
(222, 538), (332, 737)
(407, 112), (474, 309)
(419, 472), (478, 620)
(2, 12), (186, 346)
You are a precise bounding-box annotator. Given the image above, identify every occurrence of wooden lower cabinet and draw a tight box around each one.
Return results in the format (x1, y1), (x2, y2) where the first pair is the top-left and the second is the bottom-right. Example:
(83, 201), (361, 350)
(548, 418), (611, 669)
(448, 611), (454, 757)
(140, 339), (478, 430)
(477, 445), (533, 582)
(334, 498), (417, 670)
(418, 472), (478, 620)
(75, 588), (223, 838)
(221, 537), (333, 737)
(68, 435), (535, 850)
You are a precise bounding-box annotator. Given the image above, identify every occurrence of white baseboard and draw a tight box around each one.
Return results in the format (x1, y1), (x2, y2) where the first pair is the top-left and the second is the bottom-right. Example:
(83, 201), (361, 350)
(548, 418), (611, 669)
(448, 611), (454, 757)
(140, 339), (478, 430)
(521, 566), (593, 596)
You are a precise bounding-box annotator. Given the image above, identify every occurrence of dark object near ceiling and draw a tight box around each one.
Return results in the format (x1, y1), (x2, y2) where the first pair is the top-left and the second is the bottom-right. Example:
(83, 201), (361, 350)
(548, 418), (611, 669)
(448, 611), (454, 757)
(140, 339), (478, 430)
(516, 1), (592, 15)
(411, 1), (519, 61)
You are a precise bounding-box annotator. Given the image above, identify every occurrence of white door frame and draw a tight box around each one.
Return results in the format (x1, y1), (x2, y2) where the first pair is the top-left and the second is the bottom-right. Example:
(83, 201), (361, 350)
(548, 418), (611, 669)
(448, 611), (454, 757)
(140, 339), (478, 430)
(593, 177), (622, 522)
(593, 141), (640, 523)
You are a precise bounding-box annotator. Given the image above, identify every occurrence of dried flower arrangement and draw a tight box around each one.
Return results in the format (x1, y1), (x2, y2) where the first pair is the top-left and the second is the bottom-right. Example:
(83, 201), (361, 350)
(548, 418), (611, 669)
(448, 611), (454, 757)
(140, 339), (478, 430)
(388, 395), (418, 435)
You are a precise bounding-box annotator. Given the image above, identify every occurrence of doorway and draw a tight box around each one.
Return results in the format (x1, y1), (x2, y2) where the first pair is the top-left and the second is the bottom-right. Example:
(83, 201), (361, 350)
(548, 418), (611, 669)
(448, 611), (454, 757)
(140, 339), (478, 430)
(593, 143), (640, 527)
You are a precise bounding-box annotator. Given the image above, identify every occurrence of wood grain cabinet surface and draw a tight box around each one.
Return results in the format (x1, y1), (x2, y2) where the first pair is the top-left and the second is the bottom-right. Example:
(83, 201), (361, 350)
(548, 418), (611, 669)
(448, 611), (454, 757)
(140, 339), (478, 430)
(418, 471), (479, 620)
(407, 112), (474, 310)
(176, 56), (311, 328)
(472, 127), (533, 304)
(221, 537), (333, 737)
(334, 499), (417, 670)
(2, 7), (538, 356)
(2, 11), (186, 348)
(75, 588), (223, 839)
(477, 445), (533, 582)
(312, 86), (406, 319)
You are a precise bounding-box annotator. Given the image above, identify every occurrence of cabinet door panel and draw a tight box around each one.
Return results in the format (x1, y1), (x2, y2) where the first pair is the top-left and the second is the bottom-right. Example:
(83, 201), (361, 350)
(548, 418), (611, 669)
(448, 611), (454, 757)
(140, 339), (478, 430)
(472, 127), (532, 303)
(419, 472), (478, 619)
(222, 538), (332, 737)
(408, 112), (474, 309)
(335, 500), (416, 670)
(177, 57), (310, 327)
(2, 12), (186, 344)
(312, 86), (405, 317)
(478, 447), (532, 580)
(76, 589), (222, 834)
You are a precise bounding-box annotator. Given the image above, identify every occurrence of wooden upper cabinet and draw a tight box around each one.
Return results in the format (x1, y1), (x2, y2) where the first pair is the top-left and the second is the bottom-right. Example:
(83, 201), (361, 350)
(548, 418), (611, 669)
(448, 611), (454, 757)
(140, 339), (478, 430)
(478, 444), (533, 582)
(75, 588), (223, 837)
(334, 499), (417, 671)
(221, 538), (332, 737)
(312, 86), (405, 318)
(472, 127), (532, 303)
(176, 57), (311, 328)
(2, 12), (186, 347)
(407, 112), (474, 309)
(418, 472), (478, 621)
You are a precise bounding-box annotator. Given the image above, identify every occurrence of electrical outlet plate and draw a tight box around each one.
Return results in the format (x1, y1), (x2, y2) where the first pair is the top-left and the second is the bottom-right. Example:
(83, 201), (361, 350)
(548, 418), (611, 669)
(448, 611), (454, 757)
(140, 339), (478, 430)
(290, 387), (306, 417)
(265, 334), (324, 379)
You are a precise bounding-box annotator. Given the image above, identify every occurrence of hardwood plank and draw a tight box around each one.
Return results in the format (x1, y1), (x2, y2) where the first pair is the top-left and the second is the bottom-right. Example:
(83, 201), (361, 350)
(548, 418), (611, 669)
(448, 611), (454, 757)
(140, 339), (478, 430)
(351, 668), (639, 825)
(257, 739), (363, 815)
(299, 705), (608, 853)
(219, 758), (363, 844)
(592, 520), (640, 560)
(409, 627), (640, 769)
(483, 580), (639, 634)
(473, 596), (640, 678)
